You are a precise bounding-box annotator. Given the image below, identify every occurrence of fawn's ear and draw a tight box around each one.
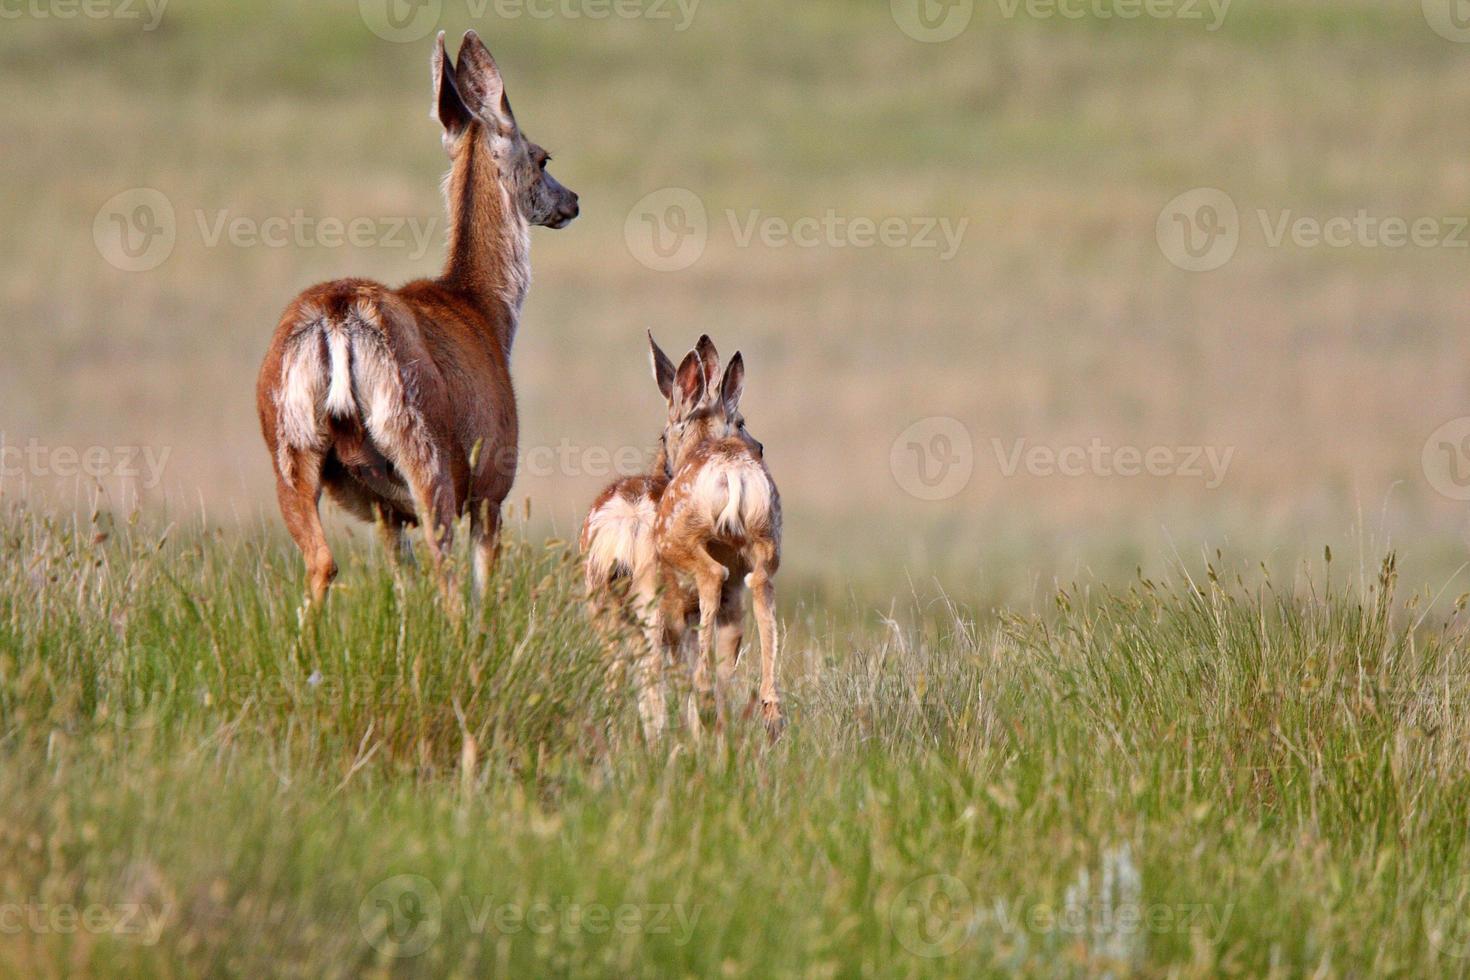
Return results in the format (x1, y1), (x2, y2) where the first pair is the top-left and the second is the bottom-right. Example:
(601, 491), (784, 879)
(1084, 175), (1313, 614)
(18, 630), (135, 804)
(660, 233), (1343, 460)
(695, 334), (721, 394)
(672, 350), (706, 417)
(432, 32), (474, 138)
(721, 352), (745, 414)
(648, 331), (675, 401)
(454, 30), (515, 135)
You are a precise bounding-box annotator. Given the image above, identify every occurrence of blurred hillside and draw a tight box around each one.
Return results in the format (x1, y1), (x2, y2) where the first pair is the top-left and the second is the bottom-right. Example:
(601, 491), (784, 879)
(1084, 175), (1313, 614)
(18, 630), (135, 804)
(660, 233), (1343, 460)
(4, 0), (1470, 601)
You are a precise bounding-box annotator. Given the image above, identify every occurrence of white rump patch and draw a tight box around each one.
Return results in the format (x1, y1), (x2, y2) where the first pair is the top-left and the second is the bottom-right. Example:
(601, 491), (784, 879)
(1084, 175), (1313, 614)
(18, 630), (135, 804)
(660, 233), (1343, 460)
(273, 301), (439, 482)
(274, 313), (330, 479)
(582, 492), (659, 590)
(691, 460), (775, 537)
(324, 325), (355, 419)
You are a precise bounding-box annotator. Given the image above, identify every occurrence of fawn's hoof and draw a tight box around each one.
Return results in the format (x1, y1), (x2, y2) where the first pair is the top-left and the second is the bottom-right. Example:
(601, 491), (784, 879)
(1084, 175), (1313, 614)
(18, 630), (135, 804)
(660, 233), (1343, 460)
(696, 691), (719, 730)
(441, 587), (465, 622)
(761, 701), (785, 741)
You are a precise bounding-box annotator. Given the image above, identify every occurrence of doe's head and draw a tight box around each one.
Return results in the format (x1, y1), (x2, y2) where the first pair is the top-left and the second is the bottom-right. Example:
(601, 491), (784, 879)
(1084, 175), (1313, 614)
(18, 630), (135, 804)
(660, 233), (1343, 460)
(433, 31), (579, 229)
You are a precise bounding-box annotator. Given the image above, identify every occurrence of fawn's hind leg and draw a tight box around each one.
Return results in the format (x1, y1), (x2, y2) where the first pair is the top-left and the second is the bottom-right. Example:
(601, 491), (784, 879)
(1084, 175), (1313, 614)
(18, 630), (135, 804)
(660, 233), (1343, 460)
(747, 547), (782, 738)
(629, 568), (672, 742)
(275, 451), (337, 606)
(687, 547), (728, 731)
(716, 577), (746, 692)
(375, 506), (416, 570)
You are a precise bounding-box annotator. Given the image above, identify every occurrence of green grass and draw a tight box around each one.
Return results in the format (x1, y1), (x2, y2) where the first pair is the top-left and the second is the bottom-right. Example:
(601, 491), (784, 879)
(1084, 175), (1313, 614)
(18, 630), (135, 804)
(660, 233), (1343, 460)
(5, 507), (1470, 976)
(8, 3), (1470, 974)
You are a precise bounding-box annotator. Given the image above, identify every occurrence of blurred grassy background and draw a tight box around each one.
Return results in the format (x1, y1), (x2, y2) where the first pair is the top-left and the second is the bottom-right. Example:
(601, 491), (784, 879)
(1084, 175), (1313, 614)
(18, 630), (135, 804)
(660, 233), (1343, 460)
(4, 0), (1470, 603)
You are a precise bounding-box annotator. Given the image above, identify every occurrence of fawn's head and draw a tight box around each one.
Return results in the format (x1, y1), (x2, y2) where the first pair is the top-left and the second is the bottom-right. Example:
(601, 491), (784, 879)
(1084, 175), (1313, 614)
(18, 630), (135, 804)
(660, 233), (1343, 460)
(649, 333), (762, 472)
(433, 31), (579, 229)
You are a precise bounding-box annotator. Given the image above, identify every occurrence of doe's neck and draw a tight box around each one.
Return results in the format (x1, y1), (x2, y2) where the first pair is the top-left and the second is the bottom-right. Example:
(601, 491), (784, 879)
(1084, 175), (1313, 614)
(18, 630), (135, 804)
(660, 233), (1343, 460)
(440, 132), (532, 349)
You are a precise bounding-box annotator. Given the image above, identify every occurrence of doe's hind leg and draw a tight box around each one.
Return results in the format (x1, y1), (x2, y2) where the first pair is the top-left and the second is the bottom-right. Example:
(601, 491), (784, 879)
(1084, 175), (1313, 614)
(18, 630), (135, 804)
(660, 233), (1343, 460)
(470, 501), (502, 600)
(275, 450), (337, 606)
(402, 462), (461, 612)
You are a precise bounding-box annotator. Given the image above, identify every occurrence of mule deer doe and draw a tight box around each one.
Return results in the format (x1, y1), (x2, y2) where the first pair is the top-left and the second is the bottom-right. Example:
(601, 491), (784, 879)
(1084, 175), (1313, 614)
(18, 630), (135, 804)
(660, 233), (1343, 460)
(655, 345), (783, 738)
(256, 31), (578, 608)
(581, 334), (761, 739)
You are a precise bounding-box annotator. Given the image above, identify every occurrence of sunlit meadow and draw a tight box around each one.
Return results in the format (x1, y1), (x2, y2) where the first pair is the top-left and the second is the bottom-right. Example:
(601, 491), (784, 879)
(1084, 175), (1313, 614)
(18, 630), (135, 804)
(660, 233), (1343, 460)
(7, 0), (1470, 975)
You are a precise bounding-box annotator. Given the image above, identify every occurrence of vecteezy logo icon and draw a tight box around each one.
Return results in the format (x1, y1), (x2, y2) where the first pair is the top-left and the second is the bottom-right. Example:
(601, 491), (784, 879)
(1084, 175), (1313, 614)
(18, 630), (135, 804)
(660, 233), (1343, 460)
(1156, 188), (1239, 272)
(890, 873), (974, 957)
(1423, 0), (1470, 42)
(890, 0), (974, 42)
(1425, 873), (1470, 958)
(1423, 417), (1470, 501)
(359, 874), (443, 957)
(117, 684), (162, 732)
(94, 189), (176, 273)
(890, 417), (974, 501)
(624, 188), (708, 272)
(359, 0), (442, 43)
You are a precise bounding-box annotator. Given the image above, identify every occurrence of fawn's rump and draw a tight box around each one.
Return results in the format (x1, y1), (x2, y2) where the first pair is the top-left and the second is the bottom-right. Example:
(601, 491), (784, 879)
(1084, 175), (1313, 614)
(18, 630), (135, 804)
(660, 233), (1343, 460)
(691, 460), (778, 539)
(270, 298), (440, 520)
(582, 487), (659, 591)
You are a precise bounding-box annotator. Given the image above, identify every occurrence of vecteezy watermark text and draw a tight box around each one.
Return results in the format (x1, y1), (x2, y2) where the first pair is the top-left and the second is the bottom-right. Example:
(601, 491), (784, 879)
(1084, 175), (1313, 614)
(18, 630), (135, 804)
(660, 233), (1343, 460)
(625, 188), (969, 272)
(992, 0), (1231, 29)
(194, 211), (439, 261)
(0, 0), (167, 29)
(888, 421), (1233, 500)
(357, 0), (698, 43)
(1158, 187), (1470, 272)
(993, 437), (1234, 488)
(0, 901), (170, 945)
(889, 0), (1230, 43)
(727, 210), (967, 260)
(93, 188), (442, 273)
(485, 0), (698, 29)
(0, 438), (171, 490)
(888, 872), (1234, 959)
(358, 875), (700, 958)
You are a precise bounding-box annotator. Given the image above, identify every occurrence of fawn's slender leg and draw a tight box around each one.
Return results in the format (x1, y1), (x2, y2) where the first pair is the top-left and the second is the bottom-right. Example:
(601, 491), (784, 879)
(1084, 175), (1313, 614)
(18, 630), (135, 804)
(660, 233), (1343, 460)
(587, 584), (630, 695)
(715, 577), (746, 692)
(375, 506), (416, 570)
(689, 547), (728, 731)
(747, 550), (782, 738)
(632, 570), (673, 740)
(276, 451), (337, 606)
(470, 500), (501, 599)
(635, 613), (673, 743)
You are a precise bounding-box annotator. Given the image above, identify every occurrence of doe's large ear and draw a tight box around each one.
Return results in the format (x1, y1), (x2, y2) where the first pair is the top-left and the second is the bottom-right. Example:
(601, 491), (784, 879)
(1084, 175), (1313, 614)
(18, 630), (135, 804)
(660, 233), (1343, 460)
(672, 350), (706, 417)
(454, 30), (515, 134)
(432, 32), (474, 138)
(721, 352), (745, 414)
(695, 334), (720, 396)
(648, 331), (675, 401)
